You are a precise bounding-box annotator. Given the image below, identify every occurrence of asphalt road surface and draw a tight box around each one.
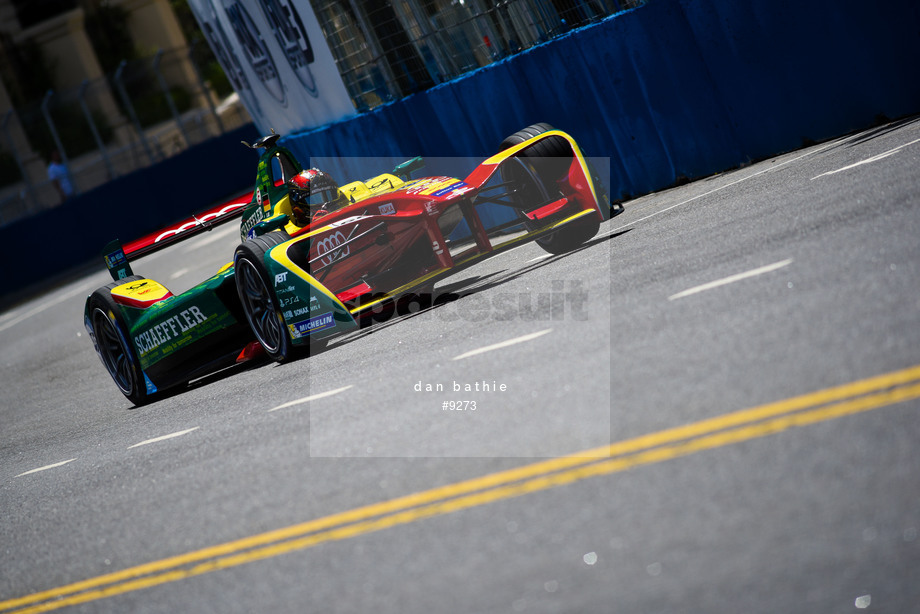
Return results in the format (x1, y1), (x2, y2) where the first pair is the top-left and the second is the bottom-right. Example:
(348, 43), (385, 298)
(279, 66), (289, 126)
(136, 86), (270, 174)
(2, 116), (919, 613)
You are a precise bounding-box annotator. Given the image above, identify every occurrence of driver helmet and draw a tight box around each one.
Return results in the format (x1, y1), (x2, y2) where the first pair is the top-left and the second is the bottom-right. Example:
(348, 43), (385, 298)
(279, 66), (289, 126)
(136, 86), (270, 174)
(288, 168), (347, 223)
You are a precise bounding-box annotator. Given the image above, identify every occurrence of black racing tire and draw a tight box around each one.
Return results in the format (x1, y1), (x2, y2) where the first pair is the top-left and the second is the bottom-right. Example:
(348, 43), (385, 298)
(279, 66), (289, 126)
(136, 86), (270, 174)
(499, 123), (599, 254)
(499, 122), (572, 182)
(533, 214), (600, 255)
(499, 123), (558, 152)
(87, 276), (150, 406)
(234, 232), (293, 363)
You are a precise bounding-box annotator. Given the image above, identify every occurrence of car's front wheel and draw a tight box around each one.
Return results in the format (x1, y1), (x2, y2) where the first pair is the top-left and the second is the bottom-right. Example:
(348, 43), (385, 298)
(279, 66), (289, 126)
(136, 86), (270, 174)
(87, 282), (149, 406)
(499, 123), (600, 255)
(234, 234), (293, 362)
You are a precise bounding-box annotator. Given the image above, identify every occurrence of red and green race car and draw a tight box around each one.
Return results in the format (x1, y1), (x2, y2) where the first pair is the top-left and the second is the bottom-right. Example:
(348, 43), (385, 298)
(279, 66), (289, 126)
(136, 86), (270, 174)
(84, 124), (613, 405)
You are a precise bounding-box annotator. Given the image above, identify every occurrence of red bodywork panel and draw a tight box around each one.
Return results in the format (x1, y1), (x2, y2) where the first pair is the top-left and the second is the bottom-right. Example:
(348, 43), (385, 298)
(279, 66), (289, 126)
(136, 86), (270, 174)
(285, 176), (474, 300)
(282, 150), (601, 306)
(121, 131), (605, 311)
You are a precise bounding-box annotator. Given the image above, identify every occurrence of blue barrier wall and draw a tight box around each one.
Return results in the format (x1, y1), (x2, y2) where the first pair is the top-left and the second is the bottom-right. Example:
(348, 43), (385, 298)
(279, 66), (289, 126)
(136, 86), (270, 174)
(2, 0), (918, 300)
(283, 0), (920, 200)
(0, 124), (260, 299)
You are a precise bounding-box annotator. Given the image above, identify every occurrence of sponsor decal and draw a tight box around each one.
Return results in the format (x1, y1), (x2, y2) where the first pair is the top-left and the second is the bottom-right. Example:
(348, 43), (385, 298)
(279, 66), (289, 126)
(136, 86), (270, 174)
(112, 279), (173, 307)
(404, 177), (460, 196)
(421, 179), (459, 196)
(241, 206), (265, 240)
(290, 304), (321, 318)
(104, 250), (127, 269)
(369, 176), (396, 190)
(133, 305), (209, 359)
(223, 0), (286, 105)
(287, 296), (323, 319)
(378, 203), (396, 215)
(122, 281), (161, 298)
(447, 186), (474, 198)
(104, 244), (133, 279)
(432, 181), (468, 198)
(259, 0), (318, 97)
(154, 203), (247, 243)
(315, 231), (349, 267)
(289, 311), (335, 339)
(403, 178), (437, 194)
(278, 294), (300, 308)
(424, 202), (439, 215)
(275, 279), (300, 311)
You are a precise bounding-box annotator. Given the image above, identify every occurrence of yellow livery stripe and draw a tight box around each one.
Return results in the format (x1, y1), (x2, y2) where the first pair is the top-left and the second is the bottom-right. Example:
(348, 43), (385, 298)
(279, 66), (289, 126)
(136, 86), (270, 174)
(268, 240), (349, 313)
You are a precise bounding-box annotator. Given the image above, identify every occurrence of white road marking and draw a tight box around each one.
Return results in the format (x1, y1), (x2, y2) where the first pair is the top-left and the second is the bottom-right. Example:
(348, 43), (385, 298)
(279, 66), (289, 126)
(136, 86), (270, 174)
(452, 329), (553, 361)
(668, 259), (793, 301)
(527, 254), (552, 263)
(268, 385), (354, 412)
(811, 138), (920, 179)
(128, 427), (199, 449)
(15, 458), (77, 477)
(601, 140), (841, 237)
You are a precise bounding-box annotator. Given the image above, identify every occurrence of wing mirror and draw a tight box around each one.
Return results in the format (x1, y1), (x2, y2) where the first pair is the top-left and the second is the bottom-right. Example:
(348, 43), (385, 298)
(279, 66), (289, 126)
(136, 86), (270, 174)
(393, 156), (424, 180)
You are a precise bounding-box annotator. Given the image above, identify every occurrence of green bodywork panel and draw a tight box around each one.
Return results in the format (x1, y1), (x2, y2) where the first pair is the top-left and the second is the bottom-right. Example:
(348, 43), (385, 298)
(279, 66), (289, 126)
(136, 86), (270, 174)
(118, 270), (240, 370)
(260, 244), (358, 344)
(240, 143), (302, 242)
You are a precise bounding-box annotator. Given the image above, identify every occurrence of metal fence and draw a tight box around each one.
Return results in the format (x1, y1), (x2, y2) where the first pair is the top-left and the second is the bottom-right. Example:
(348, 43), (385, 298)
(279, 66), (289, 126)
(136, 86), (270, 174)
(311, 0), (644, 110)
(1, 0), (643, 225)
(0, 45), (251, 227)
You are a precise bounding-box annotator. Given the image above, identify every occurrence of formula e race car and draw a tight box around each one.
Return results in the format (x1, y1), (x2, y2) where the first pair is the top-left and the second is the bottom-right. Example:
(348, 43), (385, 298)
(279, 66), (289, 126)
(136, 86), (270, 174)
(84, 124), (612, 405)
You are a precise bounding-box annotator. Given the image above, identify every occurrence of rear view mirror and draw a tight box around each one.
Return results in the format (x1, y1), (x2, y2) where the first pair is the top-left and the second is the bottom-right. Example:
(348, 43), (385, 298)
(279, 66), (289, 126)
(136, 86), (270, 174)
(393, 156), (425, 180)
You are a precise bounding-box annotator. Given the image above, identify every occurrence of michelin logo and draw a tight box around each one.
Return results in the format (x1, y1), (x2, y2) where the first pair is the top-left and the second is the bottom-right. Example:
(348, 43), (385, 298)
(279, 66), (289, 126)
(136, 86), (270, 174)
(289, 311), (335, 339)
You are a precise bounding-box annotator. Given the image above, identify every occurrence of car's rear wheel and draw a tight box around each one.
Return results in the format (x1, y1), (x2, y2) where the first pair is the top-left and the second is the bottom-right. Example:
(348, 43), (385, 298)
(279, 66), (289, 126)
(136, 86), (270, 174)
(87, 280), (149, 406)
(234, 233), (293, 362)
(499, 123), (600, 255)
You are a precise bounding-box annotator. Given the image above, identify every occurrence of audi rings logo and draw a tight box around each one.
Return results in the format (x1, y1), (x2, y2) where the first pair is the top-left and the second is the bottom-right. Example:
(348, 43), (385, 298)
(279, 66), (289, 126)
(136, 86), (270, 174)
(315, 231), (349, 267)
(154, 203), (247, 243)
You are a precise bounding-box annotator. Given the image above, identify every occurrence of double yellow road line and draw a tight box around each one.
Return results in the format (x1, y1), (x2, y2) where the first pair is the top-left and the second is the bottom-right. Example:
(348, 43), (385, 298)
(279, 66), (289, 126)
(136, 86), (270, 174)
(5, 364), (920, 613)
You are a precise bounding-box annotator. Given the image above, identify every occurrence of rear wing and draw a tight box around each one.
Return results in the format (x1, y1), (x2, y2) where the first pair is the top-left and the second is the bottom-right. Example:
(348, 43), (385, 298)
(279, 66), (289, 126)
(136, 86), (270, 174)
(101, 132), (300, 281)
(123, 191), (252, 259)
(101, 190), (251, 281)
